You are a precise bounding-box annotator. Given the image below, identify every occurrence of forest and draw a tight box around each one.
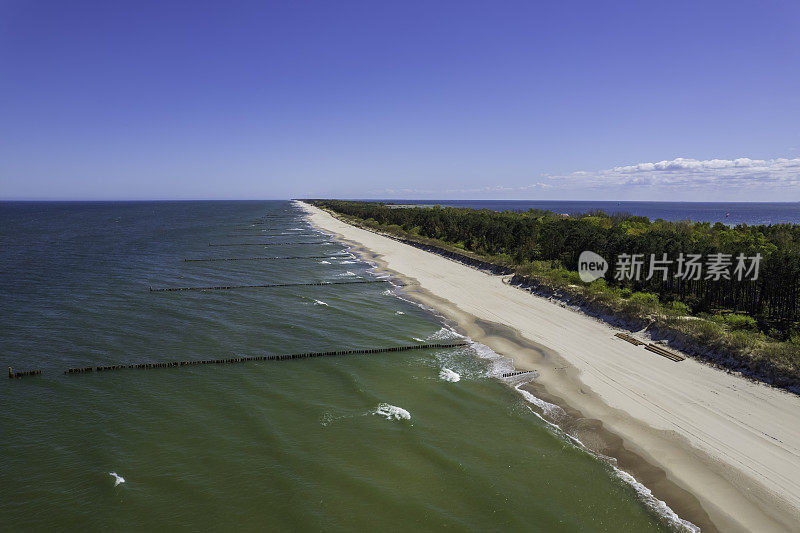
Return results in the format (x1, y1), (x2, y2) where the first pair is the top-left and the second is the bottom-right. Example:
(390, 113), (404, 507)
(309, 200), (800, 386)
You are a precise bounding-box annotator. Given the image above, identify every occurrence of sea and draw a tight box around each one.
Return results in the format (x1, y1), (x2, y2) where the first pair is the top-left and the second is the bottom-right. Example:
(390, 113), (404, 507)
(381, 200), (800, 226)
(0, 200), (719, 531)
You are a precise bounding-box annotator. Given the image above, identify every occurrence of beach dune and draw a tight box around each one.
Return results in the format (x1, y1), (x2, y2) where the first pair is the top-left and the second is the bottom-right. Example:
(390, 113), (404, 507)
(301, 201), (800, 533)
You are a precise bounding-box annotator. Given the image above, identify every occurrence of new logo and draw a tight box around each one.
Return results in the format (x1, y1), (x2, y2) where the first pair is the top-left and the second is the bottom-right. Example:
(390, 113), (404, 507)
(578, 251), (608, 282)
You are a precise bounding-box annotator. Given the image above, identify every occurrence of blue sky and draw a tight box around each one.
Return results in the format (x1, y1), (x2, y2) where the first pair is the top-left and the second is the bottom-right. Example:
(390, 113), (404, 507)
(1, 0), (799, 201)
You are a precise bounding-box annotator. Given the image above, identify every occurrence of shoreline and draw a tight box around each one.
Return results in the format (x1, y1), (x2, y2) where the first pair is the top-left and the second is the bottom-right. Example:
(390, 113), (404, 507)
(299, 201), (800, 533)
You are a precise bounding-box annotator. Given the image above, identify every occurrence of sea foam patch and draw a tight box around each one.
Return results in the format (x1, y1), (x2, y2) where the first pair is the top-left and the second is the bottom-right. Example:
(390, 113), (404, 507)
(373, 403), (411, 421)
(514, 384), (567, 421)
(439, 367), (461, 382)
(426, 326), (465, 342)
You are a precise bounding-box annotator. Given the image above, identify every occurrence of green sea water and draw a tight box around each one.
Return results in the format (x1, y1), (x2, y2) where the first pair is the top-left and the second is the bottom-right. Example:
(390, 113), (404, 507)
(1, 201), (689, 531)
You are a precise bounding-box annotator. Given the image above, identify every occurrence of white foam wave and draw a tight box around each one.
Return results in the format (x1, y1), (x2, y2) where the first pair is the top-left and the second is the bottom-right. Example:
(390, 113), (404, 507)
(313, 300), (329, 306)
(340, 260), (357, 264)
(513, 384), (698, 532)
(615, 469), (701, 532)
(318, 260), (330, 264)
(373, 403), (411, 421)
(337, 271), (357, 277)
(395, 311), (405, 315)
(413, 337), (425, 342)
(514, 384), (567, 420)
(109, 472), (125, 486)
(426, 326), (465, 342)
(470, 341), (515, 377)
(439, 367), (461, 382)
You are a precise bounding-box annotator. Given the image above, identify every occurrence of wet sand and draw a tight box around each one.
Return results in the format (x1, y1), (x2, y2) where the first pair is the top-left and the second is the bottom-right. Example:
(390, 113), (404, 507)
(300, 201), (800, 533)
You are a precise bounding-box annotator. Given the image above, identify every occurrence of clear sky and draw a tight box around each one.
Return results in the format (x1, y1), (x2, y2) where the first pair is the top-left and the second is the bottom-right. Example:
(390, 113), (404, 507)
(1, 0), (799, 201)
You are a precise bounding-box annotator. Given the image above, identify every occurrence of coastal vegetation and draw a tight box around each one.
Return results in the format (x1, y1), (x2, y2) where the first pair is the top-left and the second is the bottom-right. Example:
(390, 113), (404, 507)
(309, 200), (800, 389)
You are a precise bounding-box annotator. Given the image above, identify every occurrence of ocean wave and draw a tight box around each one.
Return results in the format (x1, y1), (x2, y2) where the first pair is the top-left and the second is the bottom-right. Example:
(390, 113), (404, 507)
(395, 311), (405, 315)
(469, 341), (515, 377)
(372, 403), (411, 421)
(514, 384), (567, 421)
(413, 337), (425, 342)
(337, 271), (357, 277)
(313, 300), (329, 306)
(426, 326), (465, 342)
(318, 260), (330, 264)
(109, 472), (125, 486)
(512, 384), (699, 532)
(439, 367), (461, 382)
(339, 260), (357, 264)
(615, 469), (700, 532)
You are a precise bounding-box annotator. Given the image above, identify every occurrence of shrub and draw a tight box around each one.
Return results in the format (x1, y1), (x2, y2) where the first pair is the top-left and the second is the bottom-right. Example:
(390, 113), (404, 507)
(723, 314), (758, 331)
(629, 292), (660, 306)
(667, 301), (691, 315)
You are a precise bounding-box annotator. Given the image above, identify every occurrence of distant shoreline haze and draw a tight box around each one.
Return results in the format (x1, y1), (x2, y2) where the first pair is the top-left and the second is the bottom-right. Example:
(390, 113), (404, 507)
(3, 200), (799, 226)
(365, 200), (800, 226)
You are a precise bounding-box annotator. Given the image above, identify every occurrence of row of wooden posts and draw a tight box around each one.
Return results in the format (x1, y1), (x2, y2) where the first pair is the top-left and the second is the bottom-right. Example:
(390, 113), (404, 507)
(8, 342), (470, 378)
(208, 241), (332, 247)
(183, 255), (335, 262)
(224, 233), (322, 238)
(11, 218), (428, 380)
(149, 279), (389, 292)
(501, 370), (535, 378)
(8, 368), (42, 379)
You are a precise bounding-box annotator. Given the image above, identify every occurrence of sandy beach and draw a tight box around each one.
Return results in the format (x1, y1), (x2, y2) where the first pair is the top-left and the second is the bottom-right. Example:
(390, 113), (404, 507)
(300, 201), (800, 533)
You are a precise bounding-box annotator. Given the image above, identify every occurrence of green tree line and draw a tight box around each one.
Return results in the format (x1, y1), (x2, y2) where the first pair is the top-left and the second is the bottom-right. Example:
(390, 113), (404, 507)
(310, 200), (800, 339)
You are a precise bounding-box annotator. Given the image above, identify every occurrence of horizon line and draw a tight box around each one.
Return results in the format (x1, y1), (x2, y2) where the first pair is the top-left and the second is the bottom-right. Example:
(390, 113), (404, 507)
(1, 198), (799, 204)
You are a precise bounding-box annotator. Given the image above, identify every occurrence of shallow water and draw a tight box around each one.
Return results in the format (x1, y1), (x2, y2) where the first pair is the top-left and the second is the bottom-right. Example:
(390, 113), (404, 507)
(1, 201), (680, 531)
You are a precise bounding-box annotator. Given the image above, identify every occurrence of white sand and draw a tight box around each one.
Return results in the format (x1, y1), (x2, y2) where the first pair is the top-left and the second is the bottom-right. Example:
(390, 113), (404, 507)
(301, 201), (800, 532)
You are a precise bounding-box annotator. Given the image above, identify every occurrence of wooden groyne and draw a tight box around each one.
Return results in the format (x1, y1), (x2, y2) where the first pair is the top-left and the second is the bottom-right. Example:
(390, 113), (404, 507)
(184, 255), (335, 262)
(62, 342), (469, 375)
(208, 241), (332, 246)
(64, 367), (94, 374)
(501, 370), (535, 378)
(224, 233), (322, 238)
(149, 279), (389, 292)
(8, 367), (42, 379)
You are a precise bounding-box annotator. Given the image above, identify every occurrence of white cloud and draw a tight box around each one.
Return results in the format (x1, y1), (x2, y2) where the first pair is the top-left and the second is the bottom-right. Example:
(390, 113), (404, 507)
(551, 157), (800, 189)
(371, 156), (800, 199)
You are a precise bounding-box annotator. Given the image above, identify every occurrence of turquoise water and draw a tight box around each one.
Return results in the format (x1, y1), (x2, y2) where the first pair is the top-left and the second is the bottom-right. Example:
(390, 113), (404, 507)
(1, 201), (681, 531)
